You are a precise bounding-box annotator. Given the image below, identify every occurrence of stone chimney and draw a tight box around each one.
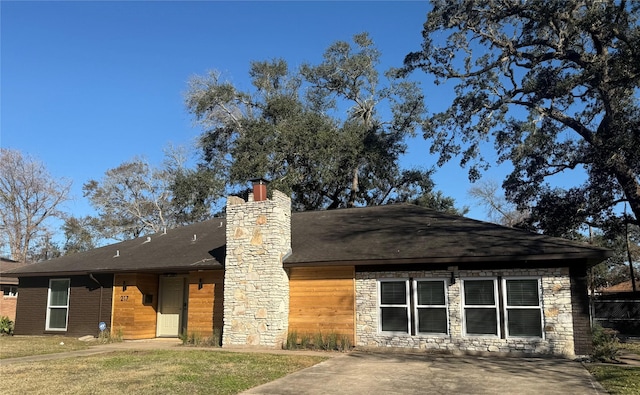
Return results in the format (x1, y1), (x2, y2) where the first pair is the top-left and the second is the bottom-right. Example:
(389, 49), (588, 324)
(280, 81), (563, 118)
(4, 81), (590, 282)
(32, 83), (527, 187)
(222, 181), (292, 348)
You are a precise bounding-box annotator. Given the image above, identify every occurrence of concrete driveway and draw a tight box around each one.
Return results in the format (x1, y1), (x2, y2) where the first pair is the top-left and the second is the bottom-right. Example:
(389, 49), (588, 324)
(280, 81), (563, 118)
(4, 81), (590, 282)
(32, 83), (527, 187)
(243, 351), (605, 395)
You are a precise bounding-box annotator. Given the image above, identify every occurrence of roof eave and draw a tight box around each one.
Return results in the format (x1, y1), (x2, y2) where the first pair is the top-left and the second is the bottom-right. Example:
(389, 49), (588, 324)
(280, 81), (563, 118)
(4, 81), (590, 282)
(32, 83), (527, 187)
(10, 263), (224, 278)
(284, 251), (612, 268)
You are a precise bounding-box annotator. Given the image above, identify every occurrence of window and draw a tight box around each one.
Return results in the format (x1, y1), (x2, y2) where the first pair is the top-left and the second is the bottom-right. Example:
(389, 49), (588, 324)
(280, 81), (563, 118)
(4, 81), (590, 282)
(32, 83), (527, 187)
(46, 279), (70, 331)
(414, 280), (448, 334)
(504, 278), (543, 337)
(462, 277), (543, 338)
(378, 279), (449, 335)
(2, 285), (18, 297)
(462, 279), (499, 336)
(379, 280), (409, 333)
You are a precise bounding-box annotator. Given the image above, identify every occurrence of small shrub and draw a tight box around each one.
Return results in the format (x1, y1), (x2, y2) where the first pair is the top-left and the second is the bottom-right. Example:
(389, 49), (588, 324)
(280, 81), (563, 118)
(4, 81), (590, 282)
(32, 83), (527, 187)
(285, 330), (300, 350)
(97, 328), (123, 344)
(324, 332), (338, 351)
(212, 327), (222, 347)
(300, 333), (312, 349)
(313, 333), (325, 349)
(285, 331), (352, 352)
(0, 316), (14, 335)
(338, 334), (352, 352)
(592, 323), (620, 362)
(181, 331), (220, 347)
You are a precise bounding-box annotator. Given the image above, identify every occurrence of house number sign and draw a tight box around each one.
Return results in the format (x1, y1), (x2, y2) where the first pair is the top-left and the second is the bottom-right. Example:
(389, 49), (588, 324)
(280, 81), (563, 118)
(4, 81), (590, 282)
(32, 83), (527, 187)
(120, 295), (129, 301)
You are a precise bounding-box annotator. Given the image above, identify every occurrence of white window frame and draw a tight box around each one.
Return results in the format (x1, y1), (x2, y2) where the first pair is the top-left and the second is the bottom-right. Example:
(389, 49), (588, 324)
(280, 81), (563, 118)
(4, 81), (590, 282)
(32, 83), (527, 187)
(2, 285), (18, 297)
(377, 279), (410, 334)
(46, 278), (70, 331)
(461, 277), (500, 337)
(413, 279), (449, 335)
(502, 277), (544, 339)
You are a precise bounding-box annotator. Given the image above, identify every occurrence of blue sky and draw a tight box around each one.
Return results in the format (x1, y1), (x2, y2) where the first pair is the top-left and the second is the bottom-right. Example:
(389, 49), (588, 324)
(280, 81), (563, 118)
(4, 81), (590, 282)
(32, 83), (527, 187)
(1, 0), (509, 227)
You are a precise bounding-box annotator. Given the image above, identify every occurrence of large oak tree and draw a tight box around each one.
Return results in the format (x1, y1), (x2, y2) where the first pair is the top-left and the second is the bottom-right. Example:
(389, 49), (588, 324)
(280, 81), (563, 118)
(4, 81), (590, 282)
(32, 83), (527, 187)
(403, 0), (640, 235)
(186, 33), (460, 213)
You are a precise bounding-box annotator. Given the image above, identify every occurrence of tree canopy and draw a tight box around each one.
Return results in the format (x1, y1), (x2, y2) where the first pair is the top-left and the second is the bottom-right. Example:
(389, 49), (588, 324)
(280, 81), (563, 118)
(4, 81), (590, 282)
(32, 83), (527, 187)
(83, 158), (177, 241)
(186, 33), (460, 213)
(0, 148), (70, 262)
(403, 0), (640, 235)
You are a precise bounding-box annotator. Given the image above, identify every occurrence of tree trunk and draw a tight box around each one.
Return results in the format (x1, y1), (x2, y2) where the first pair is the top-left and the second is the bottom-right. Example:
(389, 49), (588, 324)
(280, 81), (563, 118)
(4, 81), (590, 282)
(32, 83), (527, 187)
(348, 167), (359, 208)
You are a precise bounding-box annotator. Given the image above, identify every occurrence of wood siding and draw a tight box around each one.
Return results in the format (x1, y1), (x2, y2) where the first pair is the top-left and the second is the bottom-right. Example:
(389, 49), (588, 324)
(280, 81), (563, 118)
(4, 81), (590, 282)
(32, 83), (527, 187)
(187, 270), (224, 337)
(112, 273), (158, 339)
(288, 266), (355, 342)
(14, 274), (113, 337)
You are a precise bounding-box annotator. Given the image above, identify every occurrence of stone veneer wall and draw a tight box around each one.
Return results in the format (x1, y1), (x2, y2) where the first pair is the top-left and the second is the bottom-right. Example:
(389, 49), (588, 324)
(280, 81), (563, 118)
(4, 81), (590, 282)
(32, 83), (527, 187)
(222, 190), (291, 348)
(356, 267), (577, 357)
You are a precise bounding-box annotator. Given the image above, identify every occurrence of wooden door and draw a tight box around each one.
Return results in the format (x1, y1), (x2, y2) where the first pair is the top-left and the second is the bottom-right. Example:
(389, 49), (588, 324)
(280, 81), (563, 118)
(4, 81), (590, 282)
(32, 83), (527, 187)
(157, 276), (184, 337)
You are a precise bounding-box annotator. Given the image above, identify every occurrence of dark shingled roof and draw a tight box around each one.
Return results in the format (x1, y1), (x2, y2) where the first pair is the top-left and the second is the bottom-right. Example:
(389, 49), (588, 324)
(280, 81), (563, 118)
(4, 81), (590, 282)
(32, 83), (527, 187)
(7, 204), (611, 276)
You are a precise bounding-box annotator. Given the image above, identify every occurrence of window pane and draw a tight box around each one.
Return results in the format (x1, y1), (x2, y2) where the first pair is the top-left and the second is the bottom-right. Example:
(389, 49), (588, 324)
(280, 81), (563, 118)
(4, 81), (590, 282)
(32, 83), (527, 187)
(465, 308), (498, 335)
(380, 282), (406, 305)
(381, 307), (408, 332)
(508, 309), (542, 337)
(49, 280), (69, 306)
(49, 308), (68, 329)
(464, 280), (495, 305)
(417, 281), (445, 305)
(417, 308), (447, 333)
(506, 280), (539, 306)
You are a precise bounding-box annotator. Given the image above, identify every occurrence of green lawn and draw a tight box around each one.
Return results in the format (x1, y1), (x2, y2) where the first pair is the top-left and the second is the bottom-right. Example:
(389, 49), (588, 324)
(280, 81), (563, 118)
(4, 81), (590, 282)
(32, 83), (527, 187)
(0, 335), (90, 359)
(586, 365), (640, 395)
(0, 349), (327, 394)
(586, 342), (640, 395)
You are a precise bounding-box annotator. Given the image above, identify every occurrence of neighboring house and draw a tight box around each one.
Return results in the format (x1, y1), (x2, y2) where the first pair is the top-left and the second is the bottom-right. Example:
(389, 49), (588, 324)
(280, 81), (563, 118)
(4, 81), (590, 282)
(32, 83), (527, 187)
(8, 183), (611, 357)
(1, 258), (26, 321)
(599, 280), (639, 294)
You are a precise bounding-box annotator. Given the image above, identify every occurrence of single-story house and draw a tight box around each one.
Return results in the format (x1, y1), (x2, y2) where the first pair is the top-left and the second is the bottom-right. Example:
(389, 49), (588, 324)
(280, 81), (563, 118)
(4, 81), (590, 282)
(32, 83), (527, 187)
(8, 183), (611, 357)
(1, 257), (25, 321)
(599, 280), (639, 294)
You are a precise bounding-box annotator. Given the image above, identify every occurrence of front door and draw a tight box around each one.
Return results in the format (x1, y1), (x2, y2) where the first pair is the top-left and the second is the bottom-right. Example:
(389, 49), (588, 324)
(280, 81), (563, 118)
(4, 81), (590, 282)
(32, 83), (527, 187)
(157, 276), (185, 337)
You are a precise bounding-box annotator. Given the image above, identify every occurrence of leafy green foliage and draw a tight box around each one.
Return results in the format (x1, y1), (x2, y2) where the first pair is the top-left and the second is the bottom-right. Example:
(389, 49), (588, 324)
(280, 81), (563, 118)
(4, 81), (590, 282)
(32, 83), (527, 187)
(179, 329), (221, 347)
(589, 225), (640, 290)
(62, 216), (99, 255)
(285, 330), (352, 352)
(186, 34), (459, 212)
(0, 316), (14, 335)
(592, 323), (620, 362)
(169, 166), (223, 224)
(403, 1), (640, 233)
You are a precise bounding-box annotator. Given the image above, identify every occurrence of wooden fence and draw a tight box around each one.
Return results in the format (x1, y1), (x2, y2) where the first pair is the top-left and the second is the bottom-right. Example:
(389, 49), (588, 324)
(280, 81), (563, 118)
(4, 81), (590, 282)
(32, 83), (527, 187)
(591, 294), (640, 336)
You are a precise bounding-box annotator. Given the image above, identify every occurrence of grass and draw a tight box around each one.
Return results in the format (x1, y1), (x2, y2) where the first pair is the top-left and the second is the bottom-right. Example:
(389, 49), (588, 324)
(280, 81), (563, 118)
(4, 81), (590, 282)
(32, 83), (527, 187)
(621, 341), (640, 356)
(586, 342), (640, 395)
(586, 365), (640, 395)
(0, 336), (90, 359)
(0, 349), (327, 394)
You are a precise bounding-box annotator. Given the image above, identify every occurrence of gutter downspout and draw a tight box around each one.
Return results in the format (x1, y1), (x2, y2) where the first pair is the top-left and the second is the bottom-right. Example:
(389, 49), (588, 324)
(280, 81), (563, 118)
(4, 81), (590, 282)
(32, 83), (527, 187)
(89, 273), (104, 334)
